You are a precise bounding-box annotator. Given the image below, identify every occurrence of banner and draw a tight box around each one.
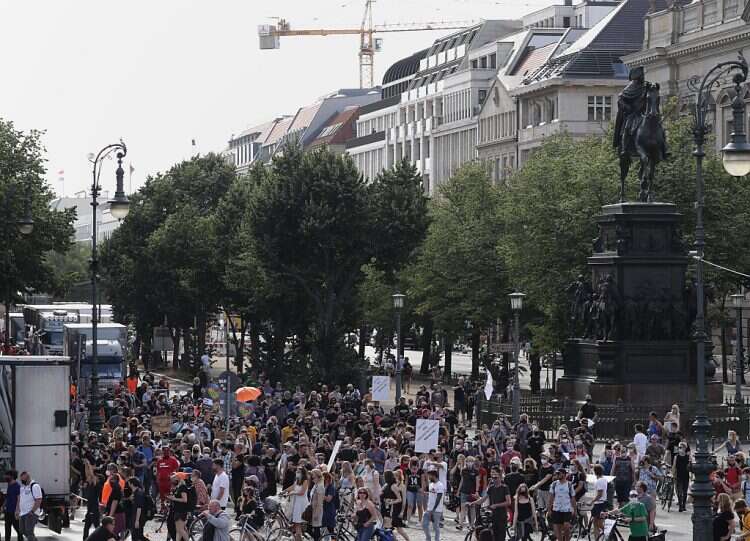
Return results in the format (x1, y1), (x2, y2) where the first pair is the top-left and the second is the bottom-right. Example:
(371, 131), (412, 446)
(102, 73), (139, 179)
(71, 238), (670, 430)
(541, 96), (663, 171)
(415, 419), (439, 453)
(371, 376), (391, 402)
(327, 440), (343, 471)
(484, 370), (494, 400)
(151, 415), (171, 434)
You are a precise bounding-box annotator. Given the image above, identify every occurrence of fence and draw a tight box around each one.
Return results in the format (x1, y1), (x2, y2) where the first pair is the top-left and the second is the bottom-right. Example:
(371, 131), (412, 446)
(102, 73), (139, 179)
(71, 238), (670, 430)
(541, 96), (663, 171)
(478, 394), (750, 441)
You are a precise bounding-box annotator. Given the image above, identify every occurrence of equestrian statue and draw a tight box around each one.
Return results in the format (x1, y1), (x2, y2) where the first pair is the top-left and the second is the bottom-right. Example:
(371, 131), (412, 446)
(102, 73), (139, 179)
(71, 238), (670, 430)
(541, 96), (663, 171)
(613, 66), (669, 202)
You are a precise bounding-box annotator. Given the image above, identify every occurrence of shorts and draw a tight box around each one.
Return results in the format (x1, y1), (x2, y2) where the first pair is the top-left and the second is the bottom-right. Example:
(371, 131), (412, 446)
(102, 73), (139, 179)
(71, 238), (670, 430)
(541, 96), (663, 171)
(591, 502), (607, 518)
(406, 491), (420, 507)
(550, 511), (572, 525)
(460, 493), (474, 504)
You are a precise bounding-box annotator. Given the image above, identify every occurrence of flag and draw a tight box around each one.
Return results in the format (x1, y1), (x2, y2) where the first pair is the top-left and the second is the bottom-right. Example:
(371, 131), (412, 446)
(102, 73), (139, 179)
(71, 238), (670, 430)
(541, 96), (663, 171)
(484, 370), (494, 400)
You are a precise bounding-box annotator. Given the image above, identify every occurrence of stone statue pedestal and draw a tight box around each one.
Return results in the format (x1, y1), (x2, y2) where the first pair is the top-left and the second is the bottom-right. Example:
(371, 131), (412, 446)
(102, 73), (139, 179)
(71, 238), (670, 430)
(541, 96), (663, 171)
(559, 202), (716, 411)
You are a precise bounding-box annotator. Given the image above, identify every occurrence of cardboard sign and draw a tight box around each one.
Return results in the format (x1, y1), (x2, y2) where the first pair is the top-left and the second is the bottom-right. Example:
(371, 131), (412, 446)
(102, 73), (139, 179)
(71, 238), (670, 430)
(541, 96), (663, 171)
(415, 419), (439, 453)
(327, 440), (343, 471)
(150, 415), (171, 434)
(371, 376), (390, 402)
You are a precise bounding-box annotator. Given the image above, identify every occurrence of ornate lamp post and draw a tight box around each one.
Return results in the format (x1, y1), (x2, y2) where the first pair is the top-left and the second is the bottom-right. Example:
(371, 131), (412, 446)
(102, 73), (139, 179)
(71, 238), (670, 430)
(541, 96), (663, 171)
(691, 54), (750, 539)
(509, 291), (525, 424)
(732, 293), (744, 405)
(392, 293), (405, 403)
(88, 142), (129, 432)
(2, 180), (34, 349)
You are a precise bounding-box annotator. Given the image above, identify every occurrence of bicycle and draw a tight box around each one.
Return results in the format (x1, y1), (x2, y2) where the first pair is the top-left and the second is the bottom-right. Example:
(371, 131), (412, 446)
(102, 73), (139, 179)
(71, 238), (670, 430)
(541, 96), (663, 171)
(229, 513), (265, 541)
(263, 494), (313, 541)
(657, 474), (674, 512)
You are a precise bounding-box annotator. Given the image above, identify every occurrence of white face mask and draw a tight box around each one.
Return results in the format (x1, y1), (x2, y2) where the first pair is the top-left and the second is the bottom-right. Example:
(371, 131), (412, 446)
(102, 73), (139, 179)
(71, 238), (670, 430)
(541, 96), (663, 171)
(629, 496), (638, 503)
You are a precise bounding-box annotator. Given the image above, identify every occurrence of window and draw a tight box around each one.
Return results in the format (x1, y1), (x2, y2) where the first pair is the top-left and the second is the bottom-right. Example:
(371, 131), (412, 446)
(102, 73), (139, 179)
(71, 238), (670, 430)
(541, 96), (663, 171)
(478, 89), (487, 105)
(588, 96), (612, 121)
(480, 56), (488, 69)
(489, 53), (497, 69)
(563, 16), (570, 28)
(472, 59), (479, 69)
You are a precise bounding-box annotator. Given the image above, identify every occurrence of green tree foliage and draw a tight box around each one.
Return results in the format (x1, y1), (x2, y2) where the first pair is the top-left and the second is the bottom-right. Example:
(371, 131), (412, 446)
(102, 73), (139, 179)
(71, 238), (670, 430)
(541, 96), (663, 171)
(0, 119), (75, 304)
(46, 243), (91, 299)
(408, 162), (507, 375)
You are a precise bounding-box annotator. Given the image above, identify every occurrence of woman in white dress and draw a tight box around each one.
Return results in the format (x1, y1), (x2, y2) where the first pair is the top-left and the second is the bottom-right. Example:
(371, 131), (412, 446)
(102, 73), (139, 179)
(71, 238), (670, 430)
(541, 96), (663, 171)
(360, 459), (381, 505)
(283, 467), (309, 541)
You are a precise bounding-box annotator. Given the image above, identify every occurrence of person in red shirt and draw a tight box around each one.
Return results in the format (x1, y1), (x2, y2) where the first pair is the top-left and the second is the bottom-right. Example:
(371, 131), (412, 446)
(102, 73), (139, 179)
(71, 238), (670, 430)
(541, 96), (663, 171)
(725, 455), (742, 497)
(156, 448), (180, 509)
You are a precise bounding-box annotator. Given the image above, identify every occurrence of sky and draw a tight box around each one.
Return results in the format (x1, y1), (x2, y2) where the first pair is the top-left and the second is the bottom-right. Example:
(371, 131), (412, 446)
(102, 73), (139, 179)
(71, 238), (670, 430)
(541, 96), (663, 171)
(0, 0), (558, 198)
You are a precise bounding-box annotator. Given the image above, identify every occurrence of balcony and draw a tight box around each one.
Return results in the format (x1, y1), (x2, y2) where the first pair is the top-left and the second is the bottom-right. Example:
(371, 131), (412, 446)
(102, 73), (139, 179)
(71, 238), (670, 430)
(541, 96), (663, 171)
(416, 120), (423, 136)
(518, 122), (560, 143)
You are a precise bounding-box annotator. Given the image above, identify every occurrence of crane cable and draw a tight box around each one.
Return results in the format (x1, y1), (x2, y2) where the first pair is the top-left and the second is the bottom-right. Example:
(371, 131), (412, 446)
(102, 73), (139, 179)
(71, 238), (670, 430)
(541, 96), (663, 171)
(692, 255), (750, 280)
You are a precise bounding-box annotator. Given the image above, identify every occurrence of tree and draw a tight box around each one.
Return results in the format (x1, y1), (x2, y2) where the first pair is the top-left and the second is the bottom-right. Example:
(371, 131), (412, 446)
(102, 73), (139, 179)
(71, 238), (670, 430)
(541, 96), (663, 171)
(0, 119), (75, 312)
(408, 162), (508, 378)
(46, 243), (91, 300)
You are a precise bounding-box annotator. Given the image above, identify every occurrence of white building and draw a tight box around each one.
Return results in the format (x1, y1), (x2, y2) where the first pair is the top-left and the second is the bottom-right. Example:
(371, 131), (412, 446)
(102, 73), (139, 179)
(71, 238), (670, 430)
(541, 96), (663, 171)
(50, 196), (122, 244)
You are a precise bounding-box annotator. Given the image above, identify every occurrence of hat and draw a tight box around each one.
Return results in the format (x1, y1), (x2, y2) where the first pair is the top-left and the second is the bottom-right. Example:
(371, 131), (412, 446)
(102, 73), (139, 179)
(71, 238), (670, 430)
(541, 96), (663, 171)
(511, 457), (522, 465)
(584, 394), (592, 400)
(629, 490), (638, 497)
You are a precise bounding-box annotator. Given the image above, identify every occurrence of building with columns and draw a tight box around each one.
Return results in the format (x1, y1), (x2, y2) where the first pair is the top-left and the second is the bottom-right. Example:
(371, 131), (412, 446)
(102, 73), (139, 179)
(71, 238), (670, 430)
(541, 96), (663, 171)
(622, 0), (750, 152)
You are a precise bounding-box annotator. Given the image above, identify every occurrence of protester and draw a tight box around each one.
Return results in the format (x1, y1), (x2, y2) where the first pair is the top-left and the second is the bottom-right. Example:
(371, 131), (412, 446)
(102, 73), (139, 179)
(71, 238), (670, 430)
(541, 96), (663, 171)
(18, 471), (42, 541)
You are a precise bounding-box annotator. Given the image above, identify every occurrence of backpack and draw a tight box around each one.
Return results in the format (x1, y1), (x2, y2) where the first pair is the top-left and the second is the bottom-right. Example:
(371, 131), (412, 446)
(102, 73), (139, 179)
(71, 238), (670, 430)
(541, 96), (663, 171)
(31, 482), (45, 502)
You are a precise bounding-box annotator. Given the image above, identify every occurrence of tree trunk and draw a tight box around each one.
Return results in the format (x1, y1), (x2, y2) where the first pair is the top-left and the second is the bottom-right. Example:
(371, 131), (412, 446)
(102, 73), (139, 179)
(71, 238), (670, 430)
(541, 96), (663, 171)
(471, 327), (481, 379)
(420, 317), (434, 374)
(722, 321), (728, 384)
(250, 319), (260, 372)
(444, 338), (453, 381)
(501, 320), (511, 372)
(140, 335), (151, 371)
(172, 328), (181, 370)
(359, 325), (367, 362)
(197, 312), (207, 358)
(236, 316), (247, 375)
(182, 327), (192, 371)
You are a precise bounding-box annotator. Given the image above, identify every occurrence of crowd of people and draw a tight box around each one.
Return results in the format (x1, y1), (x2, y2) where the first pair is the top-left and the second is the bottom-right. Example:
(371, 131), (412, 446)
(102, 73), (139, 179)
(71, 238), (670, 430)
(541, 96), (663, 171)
(4, 356), (747, 541)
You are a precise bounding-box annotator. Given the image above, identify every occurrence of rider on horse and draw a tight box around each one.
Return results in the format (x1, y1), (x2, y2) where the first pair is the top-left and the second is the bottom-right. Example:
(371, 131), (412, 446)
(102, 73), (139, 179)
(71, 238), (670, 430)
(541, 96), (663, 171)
(613, 66), (649, 159)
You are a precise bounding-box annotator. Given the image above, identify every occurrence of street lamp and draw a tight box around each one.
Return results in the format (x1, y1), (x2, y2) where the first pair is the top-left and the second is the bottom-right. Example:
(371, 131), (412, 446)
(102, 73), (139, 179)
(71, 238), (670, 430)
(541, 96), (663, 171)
(2, 180), (34, 350)
(392, 293), (405, 403)
(88, 142), (129, 432)
(733, 293), (745, 405)
(509, 291), (525, 424)
(691, 54), (749, 539)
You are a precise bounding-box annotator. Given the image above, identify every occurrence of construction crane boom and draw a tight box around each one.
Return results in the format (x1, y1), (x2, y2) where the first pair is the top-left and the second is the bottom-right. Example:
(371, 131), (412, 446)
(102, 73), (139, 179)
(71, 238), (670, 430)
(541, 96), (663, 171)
(258, 0), (479, 88)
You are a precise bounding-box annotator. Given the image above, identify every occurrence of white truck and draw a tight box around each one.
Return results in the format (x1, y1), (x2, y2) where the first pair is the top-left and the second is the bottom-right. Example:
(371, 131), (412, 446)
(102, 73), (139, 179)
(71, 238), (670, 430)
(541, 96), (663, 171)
(0, 355), (70, 532)
(63, 323), (128, 394)
(22, 304), (114, 356)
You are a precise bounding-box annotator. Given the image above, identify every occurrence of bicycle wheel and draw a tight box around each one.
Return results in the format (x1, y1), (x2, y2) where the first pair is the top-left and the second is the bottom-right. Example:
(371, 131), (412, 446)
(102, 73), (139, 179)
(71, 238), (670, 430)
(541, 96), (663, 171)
(230, 526), (264, 541)
(267, 527), (313, 541)
(189, 515), (207, 541)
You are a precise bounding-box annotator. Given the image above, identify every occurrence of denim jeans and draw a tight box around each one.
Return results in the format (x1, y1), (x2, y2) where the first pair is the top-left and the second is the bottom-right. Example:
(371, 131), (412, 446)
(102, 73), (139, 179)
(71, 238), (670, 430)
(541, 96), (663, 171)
(356, 524), (374, 541)
(422, 511), (442, 541)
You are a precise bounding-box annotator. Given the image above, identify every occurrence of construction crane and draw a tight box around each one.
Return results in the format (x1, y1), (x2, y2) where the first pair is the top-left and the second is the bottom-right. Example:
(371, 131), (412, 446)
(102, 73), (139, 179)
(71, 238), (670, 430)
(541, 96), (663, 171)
(258, 0), (479, 88)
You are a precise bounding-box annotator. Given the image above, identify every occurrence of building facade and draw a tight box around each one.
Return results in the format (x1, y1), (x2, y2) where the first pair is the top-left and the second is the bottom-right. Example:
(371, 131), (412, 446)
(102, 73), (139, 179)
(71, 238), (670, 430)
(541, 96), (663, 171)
(622, 0), (750, 152)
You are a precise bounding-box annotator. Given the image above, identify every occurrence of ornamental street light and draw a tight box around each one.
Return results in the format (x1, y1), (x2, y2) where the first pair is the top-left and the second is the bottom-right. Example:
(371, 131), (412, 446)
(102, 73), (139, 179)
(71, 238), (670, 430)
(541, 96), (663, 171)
(392, 293), (405, 403)
(2, 179), (34, 350)
(691, 53), (749, 540)
(509, 291), (525, 424)
(733, 293), (745, 405)
(88, 142), (129, 432)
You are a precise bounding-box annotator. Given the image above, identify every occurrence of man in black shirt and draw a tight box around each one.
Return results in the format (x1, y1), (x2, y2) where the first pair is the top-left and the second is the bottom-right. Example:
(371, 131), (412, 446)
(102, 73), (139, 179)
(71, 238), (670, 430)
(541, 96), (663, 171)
(471, 466), (511, 541)
(578, 394), (597, 422)
(85, 516), (116, 541)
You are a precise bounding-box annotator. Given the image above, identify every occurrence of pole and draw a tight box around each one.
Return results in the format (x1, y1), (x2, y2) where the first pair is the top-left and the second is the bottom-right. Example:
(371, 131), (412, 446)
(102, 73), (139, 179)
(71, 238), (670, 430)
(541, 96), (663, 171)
(737, 300), (744, 405)
(395, 308), (402, 403)
(513, 309), (520, 424)
(225, 314), (230, 432)
(691, 72), (713, 541)
(89, 161), (102, 432)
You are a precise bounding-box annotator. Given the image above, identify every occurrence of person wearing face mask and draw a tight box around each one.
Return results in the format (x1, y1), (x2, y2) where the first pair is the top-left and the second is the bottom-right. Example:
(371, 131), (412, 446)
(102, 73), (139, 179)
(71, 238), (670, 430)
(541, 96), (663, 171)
(531, 454), (554, 512)
(282, 467), (309, 541)
(471, 467), (510, 541)
(616, 490), (649, 541)
(526, 425), (545, 464)
(512, 483), (538, 541)
(457, 456), (480, 530)
(671, 441), (690, 512)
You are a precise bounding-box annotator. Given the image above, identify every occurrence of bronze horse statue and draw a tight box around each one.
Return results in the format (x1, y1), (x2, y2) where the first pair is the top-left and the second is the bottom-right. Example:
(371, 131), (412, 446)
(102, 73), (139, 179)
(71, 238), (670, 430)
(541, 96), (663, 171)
(616, 81), (669, 202)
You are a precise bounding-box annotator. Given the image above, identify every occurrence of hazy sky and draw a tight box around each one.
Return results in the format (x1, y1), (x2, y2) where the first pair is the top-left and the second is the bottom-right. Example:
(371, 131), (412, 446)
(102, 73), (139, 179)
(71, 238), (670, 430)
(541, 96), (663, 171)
(0, 0), (557, 197)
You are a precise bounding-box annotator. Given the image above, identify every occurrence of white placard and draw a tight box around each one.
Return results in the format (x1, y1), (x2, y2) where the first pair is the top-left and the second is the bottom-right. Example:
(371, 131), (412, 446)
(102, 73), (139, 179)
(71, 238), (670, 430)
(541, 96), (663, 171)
(372, 376), (391, 402)
(327, 440), (343, 471)
(603, 519), (616, 538)
(484, 371), (494, 400)
(415, 419), (440, 453)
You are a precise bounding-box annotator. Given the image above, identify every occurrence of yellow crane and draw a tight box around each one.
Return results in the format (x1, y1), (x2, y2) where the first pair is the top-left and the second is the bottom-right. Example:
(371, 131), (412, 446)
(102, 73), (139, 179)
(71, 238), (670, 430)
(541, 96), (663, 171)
(258, 0), (479, 88)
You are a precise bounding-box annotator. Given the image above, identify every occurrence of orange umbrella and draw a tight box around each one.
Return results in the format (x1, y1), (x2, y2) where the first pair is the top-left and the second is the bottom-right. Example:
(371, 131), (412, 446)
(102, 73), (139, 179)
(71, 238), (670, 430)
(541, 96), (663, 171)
(235, 386), (262, 402)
